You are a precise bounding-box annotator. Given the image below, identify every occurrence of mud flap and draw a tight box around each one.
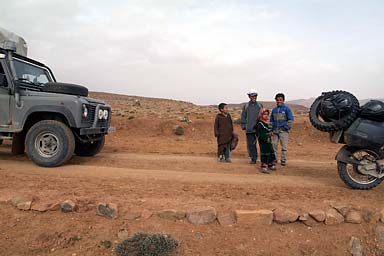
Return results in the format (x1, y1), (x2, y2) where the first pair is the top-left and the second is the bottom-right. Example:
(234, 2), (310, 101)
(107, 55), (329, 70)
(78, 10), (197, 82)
(335, 146), (360, 165)
(11, 132), (25, 155)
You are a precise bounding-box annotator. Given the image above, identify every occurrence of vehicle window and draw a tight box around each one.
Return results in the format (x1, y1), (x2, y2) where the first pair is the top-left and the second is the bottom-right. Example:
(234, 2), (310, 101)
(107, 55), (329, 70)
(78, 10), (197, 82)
(0, 63), (8, 87)
(13, 59), (52, 85)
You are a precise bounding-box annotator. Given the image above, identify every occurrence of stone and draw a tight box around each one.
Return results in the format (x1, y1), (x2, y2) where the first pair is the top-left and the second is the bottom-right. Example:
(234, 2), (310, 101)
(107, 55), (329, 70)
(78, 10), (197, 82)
(361, 207), (376, 223)
(299, 213), (318, 227)
(48, 202), (61, 211)
(325, 208), (344, 225)
(17, 201), (32, 211)
(0, 195), (11, 204)
(217, 211), (236, 227)
(141, 209), (152, 219)
(157, 209), (186, 220)
(195, 232), (204, 239)
(309, 209), (326, 222)
(349, 237), (363, 256)
(380, 209), (384, 223)
(61, 200), (78, 213)
(345, 210), (362, 224)
(124, 211), (141, 221)
(117, 229), (129, 240)
(96, 203), (118, 219)
(235, 209), (273, 225)
(31, 202), (51, 212)
(11, 196), (29, 207)
(273, 208), (299, 224)
(332, 204), (352, 217)
(186, 207), (217, 224)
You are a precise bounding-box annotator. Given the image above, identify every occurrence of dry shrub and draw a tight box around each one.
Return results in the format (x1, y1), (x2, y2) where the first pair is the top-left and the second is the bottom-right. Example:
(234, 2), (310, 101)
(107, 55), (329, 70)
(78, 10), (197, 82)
(115, 232), (178, 256)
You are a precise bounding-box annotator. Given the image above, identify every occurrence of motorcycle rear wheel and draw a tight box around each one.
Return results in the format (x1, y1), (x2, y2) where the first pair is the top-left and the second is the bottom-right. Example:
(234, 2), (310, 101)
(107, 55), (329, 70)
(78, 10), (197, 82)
(337, 149), (382, 190)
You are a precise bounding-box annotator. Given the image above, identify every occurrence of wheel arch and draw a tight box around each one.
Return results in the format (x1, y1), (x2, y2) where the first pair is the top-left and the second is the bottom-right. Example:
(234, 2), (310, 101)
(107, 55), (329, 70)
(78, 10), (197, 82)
(22, 106), (76, 133)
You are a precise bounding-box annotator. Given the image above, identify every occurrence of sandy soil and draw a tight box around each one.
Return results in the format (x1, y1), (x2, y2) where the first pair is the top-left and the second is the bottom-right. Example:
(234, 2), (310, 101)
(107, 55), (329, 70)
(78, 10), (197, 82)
(0, 94), (383, 255)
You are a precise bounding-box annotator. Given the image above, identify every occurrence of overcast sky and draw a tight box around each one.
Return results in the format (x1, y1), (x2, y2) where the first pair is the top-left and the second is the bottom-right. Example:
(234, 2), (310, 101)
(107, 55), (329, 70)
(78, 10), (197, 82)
(1, 0), (383, 104)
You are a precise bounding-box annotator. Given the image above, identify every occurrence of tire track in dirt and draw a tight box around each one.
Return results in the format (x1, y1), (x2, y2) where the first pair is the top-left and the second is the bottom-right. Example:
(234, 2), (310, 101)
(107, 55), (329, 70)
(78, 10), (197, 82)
(1, 153), (337, 187)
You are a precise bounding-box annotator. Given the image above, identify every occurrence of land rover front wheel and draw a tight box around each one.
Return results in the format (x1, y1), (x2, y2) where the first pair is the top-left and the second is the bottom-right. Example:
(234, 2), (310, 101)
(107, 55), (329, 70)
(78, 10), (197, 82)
(75, 136), (105, 156)
(25, 120), (75, 167)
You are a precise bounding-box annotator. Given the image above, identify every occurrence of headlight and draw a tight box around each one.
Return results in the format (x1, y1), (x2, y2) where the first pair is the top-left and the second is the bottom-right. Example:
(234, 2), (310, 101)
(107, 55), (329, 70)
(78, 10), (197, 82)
(103, 110), (109, 120)
(98, 109), (104, 119)
(82, 104), (88, 119)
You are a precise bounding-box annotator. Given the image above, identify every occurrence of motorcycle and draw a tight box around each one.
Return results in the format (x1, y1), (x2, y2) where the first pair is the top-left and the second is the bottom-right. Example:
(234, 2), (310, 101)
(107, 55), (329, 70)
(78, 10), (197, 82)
(309, 91), (384, 189)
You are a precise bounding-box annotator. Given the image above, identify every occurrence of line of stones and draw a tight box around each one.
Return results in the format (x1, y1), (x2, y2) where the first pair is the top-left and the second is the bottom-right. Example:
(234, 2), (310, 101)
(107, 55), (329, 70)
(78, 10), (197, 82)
(8, 196), (384, 226)
(7, 197), (384, 255)
(7, 196), (384, 255)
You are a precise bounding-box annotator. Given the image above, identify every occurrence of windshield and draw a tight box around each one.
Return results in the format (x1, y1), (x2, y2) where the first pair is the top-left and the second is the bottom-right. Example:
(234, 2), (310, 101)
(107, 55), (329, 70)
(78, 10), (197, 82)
(13, 59), (52, 85)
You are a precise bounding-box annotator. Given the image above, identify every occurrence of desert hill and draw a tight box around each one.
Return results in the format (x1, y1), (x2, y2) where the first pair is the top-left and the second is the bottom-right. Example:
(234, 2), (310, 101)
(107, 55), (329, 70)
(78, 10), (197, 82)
(287, 96), (384, 109)
(90, 92), (309, 121)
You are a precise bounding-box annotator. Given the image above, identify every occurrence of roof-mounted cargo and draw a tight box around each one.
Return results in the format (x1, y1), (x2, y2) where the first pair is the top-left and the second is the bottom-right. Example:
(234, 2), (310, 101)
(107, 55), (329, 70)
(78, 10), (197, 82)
(0, 27), (28, 57)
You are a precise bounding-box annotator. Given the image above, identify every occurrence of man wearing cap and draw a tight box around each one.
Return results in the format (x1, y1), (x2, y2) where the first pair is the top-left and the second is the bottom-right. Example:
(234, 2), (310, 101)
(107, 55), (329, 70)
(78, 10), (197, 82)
(241, 89), (263, 164)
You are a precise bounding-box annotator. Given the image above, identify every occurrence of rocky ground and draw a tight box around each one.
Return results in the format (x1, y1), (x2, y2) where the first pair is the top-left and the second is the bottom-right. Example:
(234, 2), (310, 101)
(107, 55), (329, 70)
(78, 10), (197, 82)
(0, 92), (383, 256)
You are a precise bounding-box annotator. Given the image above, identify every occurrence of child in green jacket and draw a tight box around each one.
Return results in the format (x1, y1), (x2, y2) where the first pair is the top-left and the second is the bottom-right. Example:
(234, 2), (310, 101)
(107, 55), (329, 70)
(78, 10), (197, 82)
(256, 108), (277, 174)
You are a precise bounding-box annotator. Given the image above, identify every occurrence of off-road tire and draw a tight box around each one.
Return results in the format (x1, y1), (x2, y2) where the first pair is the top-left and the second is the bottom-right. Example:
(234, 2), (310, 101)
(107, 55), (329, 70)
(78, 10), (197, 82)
(337, 162), (382, 190)
(309, 90), (359, 132)
(337, 148), (382, 190)
(25, 120), (75, 167)
(74, 136), (105, 157)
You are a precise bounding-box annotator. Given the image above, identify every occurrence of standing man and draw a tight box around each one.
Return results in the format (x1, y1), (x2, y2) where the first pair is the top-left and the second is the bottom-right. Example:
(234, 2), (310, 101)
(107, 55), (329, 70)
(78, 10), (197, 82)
(241, 89), (263, 164)
(270, 93), (294, 166)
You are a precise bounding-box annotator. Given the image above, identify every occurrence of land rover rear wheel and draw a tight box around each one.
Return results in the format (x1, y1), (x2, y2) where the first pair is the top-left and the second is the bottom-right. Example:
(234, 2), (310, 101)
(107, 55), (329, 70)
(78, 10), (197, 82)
(25, 120), (75, 167)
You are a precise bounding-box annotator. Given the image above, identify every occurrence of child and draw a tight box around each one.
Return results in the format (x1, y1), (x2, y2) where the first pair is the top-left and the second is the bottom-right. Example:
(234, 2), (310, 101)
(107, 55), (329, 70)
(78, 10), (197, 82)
(270, 93), (294, 166)
(214, 103), (234, 163)
(256, 108), (276, 173)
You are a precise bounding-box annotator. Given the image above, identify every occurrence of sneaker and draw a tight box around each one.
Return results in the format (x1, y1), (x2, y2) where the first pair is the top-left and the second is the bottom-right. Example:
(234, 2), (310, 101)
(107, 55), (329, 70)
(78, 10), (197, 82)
(249, 159), (257, 164)
(218, 155), (225, 163)
(269, 164), (277, 171)
(281, 161), (286, 166)
(225, 158), (232, 163)
(260, 167), (270, 174)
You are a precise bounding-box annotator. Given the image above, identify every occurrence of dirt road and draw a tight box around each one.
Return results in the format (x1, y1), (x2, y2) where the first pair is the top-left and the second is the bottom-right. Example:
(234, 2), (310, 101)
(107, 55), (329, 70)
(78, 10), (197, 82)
(1, 146), (383, 255)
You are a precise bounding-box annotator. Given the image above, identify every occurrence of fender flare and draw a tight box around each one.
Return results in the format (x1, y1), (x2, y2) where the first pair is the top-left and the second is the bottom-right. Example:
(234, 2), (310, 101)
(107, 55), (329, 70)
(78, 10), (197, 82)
(335, 145), (361, 165)
(22, 105), (76, 128)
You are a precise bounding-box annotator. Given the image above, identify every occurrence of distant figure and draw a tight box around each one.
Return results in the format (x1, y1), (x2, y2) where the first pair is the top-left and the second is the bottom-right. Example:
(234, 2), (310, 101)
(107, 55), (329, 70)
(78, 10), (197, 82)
(241, 89), (263, 164)
(256, 108), (277, 174)
(214, 103), (234, 163)
(270, 93), (294, 166)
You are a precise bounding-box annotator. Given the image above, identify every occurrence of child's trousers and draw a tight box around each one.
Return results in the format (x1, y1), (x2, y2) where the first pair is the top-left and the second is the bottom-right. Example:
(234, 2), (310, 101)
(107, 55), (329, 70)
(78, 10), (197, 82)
(218, 143), (231, 159)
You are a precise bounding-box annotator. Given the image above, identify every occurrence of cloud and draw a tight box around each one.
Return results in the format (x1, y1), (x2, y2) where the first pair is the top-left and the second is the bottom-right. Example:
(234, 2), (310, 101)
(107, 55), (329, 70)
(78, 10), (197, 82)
(1, 0), (383, 104)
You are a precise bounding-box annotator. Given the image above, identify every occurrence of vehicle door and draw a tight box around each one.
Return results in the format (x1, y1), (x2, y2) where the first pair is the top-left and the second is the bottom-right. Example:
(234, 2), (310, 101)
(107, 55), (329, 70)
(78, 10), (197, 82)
(0, 57), (11, 127)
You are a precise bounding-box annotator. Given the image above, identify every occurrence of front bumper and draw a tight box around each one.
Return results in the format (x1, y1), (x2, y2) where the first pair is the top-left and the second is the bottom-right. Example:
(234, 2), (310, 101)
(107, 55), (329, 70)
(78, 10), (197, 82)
(80, 126), (109, 135)
(80, 104), (111, 135)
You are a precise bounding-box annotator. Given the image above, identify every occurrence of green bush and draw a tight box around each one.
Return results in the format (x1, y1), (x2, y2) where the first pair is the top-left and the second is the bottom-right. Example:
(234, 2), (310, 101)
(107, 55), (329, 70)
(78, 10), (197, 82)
(100, 240), (112, 249)
(174, 126), (184, 136)
(115, 232), (178, 256)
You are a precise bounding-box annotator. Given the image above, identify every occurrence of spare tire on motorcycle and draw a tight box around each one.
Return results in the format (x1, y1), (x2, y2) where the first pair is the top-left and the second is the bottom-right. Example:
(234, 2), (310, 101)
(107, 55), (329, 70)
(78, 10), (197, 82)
(309, 90), (360, 132)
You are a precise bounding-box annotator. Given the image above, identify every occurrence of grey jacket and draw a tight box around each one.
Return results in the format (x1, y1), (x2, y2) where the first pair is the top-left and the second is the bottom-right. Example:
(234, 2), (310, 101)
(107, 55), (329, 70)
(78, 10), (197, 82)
(240, 101), (263, 133)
